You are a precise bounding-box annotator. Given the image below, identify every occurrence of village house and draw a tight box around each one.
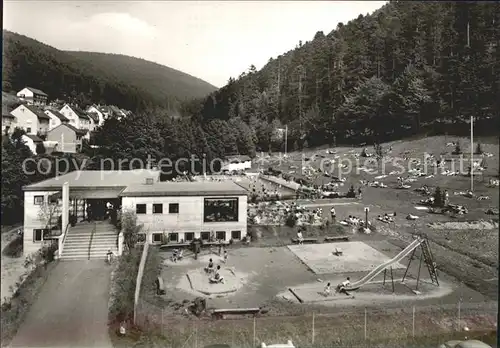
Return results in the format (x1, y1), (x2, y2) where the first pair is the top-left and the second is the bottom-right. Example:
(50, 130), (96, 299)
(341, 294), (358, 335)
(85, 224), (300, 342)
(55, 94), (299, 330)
(16, 87), (48, 106)
(59, 104), (90, 131)
(10, 104), (50, 136)
(44, 109), (69, 130)
(86, 104), (106, 126)
(87, 112), (99, 132)
(46, 123), (87, 153)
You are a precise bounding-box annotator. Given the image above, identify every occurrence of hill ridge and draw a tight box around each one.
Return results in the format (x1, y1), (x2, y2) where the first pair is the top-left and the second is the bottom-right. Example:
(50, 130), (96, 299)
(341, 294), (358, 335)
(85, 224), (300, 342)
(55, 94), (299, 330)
(2, 30), (217, 112)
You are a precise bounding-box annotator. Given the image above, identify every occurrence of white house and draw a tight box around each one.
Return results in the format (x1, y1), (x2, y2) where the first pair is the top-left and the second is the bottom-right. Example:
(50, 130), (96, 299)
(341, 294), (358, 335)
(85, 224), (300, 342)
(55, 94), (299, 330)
(16, 87), (48, 106)
(10, 104), (50, 135)
(44, 109), (69, 130)
(59, 104), (90, 131)
(86, 105), (105, 126)
(222, 155), (253, 172)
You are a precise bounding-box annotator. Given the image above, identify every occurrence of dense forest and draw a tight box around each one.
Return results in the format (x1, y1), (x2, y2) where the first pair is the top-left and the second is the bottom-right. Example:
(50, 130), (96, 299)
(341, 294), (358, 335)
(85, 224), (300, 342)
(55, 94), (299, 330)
(189, 1), (499, 149)
(2, 30), (217, 113)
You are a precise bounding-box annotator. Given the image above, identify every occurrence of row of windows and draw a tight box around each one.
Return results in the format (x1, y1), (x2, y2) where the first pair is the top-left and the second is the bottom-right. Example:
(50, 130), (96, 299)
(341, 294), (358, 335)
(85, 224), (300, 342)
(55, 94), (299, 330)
(148, 230), (242, 243)
(136, 203), (179, 214)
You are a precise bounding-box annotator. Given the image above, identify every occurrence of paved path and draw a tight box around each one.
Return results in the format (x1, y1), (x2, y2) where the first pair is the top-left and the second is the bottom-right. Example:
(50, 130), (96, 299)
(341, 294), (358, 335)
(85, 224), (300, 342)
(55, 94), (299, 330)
(9, 260), (112, 348)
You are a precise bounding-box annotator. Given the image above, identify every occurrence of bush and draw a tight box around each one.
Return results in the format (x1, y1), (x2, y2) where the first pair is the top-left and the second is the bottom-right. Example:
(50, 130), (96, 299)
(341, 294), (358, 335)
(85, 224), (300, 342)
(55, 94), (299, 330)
(346, 185), (356, 198)
(2, 235), (23, 257)
(109, 246), (142, 324)
(374, 143), (383, 160)
(433, 187), (443, 207)
(475, 143), (483, 155)
(35, 142), (46, 155)
(121, 209), (144, 251)
(1, 242), (58, 346)
(285, 213), (297, 228)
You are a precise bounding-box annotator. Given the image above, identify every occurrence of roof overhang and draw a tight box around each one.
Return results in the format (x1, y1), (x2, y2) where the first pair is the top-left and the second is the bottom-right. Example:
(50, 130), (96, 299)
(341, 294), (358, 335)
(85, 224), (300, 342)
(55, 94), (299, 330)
(47, 187), (125, 199)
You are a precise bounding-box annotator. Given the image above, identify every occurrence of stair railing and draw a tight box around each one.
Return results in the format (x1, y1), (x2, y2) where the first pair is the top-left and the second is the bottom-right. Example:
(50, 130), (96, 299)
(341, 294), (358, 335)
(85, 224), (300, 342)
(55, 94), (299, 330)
(88, 222), (97, 260)
(59, 222), (71, 258)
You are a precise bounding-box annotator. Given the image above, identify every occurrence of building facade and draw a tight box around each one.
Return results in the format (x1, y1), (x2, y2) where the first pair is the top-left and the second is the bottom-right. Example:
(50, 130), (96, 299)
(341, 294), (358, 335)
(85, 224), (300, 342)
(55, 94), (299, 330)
(120, 182), (248, 244)
(59, 104), (90, 130)
(16, 87), (48, 106)
(10, 104), (50, 135)
(22, 171), (249, 255)
(44, 109), (69, 130)
(46, 123), (86, 153)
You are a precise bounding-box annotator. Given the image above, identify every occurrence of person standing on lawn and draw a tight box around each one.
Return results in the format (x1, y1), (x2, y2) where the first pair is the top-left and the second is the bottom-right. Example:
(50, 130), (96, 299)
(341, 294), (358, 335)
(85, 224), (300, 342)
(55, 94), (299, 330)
(330, 206), (336, 222)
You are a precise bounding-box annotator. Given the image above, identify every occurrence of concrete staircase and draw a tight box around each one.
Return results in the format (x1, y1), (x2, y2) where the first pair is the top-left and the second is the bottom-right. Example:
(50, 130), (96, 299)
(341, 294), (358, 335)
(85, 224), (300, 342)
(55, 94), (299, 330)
(60, 221), (118, 261)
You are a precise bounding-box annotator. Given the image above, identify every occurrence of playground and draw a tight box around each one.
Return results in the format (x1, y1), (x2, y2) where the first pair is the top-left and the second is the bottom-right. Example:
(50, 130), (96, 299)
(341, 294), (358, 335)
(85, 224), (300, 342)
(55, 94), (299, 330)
(157, 235), (489, 315)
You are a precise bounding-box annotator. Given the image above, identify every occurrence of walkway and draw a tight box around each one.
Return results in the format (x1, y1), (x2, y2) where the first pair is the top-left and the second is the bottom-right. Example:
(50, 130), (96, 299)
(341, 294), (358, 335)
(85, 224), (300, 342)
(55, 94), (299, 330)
(9, 260), (112, 348)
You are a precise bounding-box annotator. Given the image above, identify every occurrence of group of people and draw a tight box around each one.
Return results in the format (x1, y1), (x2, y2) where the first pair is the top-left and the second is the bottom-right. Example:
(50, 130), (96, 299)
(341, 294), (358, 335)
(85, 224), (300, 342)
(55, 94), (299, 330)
(204, 256), (227, 284)
(171, 248), (184, 262)
(377, 213), (396, 223)
(323, 277), (352, 297)
(85, 201), (116, 222)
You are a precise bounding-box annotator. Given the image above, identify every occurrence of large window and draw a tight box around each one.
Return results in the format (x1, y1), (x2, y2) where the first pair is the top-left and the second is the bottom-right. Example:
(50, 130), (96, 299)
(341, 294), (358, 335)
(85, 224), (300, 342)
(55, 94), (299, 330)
(34, 195), (44, 205)
(169, 203), (179, 214)
(203, 198), (238, 223)
(136, 204), (146, 214)
(153, 204), (163, 214)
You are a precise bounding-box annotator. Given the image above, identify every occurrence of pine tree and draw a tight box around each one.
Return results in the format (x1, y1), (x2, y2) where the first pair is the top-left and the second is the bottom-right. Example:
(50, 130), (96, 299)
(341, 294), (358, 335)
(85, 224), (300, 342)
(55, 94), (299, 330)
(475, 143), (483, 154)
(433, 186), (443, 207)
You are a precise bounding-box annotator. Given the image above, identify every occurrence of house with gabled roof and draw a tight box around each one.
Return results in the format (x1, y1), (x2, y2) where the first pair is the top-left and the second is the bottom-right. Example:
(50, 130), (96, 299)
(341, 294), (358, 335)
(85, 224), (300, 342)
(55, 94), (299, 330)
(86, 104), (106, 126)
(46, 123), (88, 153)
(10, 104), (50, 135)
(44, 109), (69, 130)
(59, 104), (90, 131)
(16, 87), (48, 106)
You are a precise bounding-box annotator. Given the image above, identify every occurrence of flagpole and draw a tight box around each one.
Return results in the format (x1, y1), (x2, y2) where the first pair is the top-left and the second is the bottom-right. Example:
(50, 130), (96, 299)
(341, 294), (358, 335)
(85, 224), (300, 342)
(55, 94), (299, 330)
(470, 116), (473, 192)
(285, 125), (288, 157)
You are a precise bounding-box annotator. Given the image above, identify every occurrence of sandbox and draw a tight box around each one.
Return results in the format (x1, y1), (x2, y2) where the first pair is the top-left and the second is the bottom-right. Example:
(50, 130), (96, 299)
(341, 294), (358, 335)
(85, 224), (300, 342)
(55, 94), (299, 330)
(287, 242), (405, 274)
(186, 268), (242, 295)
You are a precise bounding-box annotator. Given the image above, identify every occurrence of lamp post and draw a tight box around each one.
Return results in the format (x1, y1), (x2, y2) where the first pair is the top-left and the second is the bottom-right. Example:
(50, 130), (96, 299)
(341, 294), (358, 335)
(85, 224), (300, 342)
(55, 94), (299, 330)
(364, 207), (369, 229)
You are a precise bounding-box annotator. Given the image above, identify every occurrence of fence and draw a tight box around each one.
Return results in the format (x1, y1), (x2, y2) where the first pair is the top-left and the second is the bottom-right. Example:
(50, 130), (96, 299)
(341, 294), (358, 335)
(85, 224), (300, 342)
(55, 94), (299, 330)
(135, 298), (497, 347)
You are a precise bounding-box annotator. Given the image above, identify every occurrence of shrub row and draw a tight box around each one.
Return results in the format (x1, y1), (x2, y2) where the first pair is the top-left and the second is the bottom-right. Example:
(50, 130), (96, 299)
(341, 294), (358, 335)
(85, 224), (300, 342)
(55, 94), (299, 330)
(108, 246), (143, 325)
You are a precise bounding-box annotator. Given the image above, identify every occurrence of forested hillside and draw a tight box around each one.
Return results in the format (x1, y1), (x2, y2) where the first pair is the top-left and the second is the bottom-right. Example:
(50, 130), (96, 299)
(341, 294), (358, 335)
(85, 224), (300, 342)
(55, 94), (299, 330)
(190, 1), (499, 150)
(87, 2), (500, 173)
(2, 30), (217, 113)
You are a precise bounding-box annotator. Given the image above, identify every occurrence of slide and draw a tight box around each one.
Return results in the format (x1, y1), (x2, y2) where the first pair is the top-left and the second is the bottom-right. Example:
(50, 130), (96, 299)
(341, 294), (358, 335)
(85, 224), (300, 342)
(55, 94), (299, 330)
(344, 237), (424, 291)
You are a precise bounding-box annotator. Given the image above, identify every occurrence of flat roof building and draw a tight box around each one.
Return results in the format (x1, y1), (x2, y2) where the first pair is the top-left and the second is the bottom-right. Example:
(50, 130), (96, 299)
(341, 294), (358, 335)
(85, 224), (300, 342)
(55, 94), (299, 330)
(22, 170), (248, 256)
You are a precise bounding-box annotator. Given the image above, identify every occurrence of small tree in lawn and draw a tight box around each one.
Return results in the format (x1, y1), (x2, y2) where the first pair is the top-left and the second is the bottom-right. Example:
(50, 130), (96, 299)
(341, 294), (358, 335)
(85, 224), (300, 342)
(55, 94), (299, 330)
(38, 199), (59, 231)
(374, 143), (383, 162)
(475, 143), (483, 155)
(433, 186), (443, 207)
(121, 209), (143, 252)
